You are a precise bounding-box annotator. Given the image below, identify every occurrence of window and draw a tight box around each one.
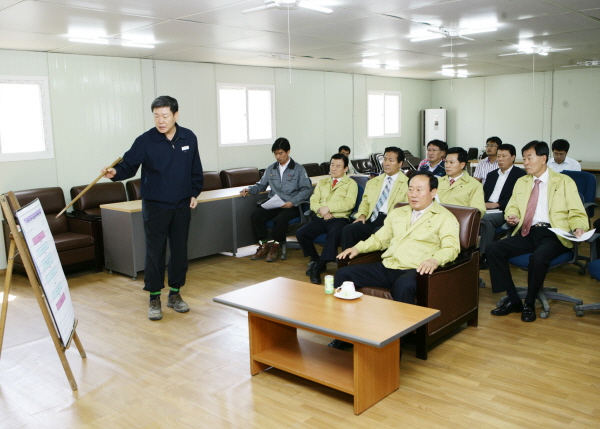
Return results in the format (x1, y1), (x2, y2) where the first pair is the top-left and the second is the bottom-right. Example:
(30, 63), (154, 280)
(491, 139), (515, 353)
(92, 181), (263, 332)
(0, 76), (54, 162)
(217, 84), (275, 146)
(368, 91), (401, 138)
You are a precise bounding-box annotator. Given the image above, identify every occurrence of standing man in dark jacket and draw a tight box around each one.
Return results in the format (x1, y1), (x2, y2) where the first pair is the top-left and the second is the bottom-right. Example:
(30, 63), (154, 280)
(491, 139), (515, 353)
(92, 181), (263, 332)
(479, 144), (526, 269)
(240, 138), (313, 262)
(102, 96), (203, 321)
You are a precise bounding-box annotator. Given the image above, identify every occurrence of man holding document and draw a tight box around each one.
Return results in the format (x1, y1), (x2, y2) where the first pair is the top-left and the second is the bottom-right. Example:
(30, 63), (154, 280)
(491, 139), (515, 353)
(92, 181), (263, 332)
(240, 138), (312, 262)
(487, 141), (588, 322)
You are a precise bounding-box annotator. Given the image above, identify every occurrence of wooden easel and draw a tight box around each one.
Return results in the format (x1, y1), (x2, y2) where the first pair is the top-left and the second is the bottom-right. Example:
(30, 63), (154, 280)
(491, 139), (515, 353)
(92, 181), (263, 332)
(0, 192), (86, 391)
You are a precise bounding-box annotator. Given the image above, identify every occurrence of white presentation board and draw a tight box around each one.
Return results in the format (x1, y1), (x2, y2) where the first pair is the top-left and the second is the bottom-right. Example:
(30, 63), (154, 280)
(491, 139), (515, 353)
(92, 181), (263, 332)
(15, 199), (75, 345)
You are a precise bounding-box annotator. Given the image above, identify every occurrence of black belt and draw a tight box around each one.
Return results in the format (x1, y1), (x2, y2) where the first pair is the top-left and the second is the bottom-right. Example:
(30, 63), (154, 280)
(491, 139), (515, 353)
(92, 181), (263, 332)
(532, 222), (551, 228)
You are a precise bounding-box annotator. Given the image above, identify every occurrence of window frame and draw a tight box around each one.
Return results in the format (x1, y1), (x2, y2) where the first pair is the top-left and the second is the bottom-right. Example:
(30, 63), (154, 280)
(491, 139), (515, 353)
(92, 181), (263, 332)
(367, 90), (402, 139)
(0, 75), (55, 162)
(217, 83), (276, 147)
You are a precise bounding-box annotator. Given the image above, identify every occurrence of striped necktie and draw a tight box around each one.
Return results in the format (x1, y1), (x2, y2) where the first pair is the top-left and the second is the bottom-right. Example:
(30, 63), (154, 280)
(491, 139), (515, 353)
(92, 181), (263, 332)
(370, 177), (392, 222)
(521, 179), (541, 236)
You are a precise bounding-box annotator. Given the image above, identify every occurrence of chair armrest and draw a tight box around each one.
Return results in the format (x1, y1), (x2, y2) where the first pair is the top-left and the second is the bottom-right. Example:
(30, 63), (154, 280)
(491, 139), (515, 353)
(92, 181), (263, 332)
(255, 199), (268, 207)
(584, 202), (598, 210)
(67, 211), (101, 221)
(337, 251), (384, 268)
(66, 215), (101, 239)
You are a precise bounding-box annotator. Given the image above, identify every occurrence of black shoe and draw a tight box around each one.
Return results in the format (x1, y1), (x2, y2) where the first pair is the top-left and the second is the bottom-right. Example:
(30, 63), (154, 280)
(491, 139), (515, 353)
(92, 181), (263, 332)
(309, 266), (322, 284)
(491, 299), (524, 316)
(479, 256), (488, 270)
(306, 260), (316, 276)
(521, 303), (537, 322)
(328, 339), (352, 349)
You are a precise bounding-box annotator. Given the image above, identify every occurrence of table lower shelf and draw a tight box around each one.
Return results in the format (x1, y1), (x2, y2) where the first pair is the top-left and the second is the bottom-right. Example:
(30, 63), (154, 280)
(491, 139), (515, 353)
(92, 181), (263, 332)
(253, 337), (354, 394)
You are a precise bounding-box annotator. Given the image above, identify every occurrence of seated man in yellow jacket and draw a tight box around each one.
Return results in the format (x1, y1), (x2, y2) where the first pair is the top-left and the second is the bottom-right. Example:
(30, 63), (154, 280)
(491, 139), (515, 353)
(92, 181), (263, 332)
(297, 153), (358, 284)
(341, 146), (408, 250)
(437, 147), (486, 216)
(333, 172), (460, 349)
(488, 140), (588, 322)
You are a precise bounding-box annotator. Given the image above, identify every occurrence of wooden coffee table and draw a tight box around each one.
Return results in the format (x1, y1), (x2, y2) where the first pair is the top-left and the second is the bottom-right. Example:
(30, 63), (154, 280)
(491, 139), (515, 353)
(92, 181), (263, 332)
(213, 277), (440, 414)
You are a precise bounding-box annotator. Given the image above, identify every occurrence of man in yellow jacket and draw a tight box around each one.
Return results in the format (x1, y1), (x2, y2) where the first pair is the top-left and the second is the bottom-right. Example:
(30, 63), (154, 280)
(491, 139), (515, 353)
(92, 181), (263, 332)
(437, 147), (486, 216)
(341, 146), (408, 250)
(488, 140), (588, 322)
(336, 171), (460, 302)
(297, 153), (358, 284)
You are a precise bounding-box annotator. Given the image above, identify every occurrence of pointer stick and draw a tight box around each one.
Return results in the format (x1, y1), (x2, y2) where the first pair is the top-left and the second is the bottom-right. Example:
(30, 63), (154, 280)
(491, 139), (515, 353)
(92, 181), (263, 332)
(55, 157), (122, 218)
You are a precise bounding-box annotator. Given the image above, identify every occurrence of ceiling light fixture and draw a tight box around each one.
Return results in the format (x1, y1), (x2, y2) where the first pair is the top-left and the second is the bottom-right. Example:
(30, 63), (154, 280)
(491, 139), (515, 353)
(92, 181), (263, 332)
(243, 0), (332, 15)
(121, 41), (155, 49)
(499, 46), (571, 57)
(411, 26), (497, 42)
(68, 37), (109, 45)
(440, 69), (468, 78)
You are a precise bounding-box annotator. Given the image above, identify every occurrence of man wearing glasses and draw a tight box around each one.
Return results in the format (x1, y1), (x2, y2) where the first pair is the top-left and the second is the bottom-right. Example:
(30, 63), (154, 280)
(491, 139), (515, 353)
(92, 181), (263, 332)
(418, 139), (447, 177)
(473, 136), (502, 184)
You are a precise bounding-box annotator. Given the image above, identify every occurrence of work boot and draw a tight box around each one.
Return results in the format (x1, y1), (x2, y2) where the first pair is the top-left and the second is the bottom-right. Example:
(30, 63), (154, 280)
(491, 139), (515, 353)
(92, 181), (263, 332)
(251, 242), (270, 260)
(148, 298), (162, 321)
(167, 293), (189, 313)
(266, 242), (280, 262)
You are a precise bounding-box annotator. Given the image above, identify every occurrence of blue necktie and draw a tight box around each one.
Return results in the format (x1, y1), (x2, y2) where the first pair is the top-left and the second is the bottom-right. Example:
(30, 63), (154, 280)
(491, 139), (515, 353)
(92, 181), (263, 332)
(371, 177), (392, 222)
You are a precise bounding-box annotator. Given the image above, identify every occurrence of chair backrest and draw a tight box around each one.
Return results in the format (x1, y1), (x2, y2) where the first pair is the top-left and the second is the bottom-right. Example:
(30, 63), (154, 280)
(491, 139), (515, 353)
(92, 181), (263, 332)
(219, 167), (260, 188)
(349, 174), (369, 189)
(393, 202), (481, 251)
(467, 147), (479, 160)
(71, 182), (127, 216)
(320, 162), (329, 175)
(561, 170), (596, 216)
(353, 184), (365, 214)
(302, 163), (322, 177)
(203, 171), (222, 191)
(11, 187), (69, 235)
(351, 158), (373, 174)
(370, 153), (383, 174)
(126, 178), (142, 201)
(404, 156), (421, 170)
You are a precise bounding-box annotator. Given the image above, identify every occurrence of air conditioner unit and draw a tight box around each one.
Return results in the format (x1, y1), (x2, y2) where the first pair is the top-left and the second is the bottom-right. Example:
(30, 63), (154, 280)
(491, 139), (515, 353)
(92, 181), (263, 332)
(421, 109), (447, 158)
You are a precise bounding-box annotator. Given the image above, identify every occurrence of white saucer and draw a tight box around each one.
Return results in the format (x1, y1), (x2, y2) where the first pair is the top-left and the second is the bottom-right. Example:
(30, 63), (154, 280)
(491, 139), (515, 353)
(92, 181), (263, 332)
(334, 291), (363, 300)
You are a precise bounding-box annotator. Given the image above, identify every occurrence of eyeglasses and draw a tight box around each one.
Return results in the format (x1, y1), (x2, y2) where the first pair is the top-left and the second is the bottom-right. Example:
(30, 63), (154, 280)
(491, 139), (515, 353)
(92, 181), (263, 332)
(485, 144), (498, 148)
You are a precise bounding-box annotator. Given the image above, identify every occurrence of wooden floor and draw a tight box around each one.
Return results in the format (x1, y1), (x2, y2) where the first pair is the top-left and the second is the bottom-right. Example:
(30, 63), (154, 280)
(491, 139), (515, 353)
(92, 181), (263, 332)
(1, 243), (600, 428)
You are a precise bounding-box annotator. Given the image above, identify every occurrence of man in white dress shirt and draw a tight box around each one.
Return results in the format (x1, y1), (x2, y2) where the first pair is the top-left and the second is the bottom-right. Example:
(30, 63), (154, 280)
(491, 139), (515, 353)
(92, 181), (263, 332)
(473, 136), (501, 184)
(547, 139), (582, 172)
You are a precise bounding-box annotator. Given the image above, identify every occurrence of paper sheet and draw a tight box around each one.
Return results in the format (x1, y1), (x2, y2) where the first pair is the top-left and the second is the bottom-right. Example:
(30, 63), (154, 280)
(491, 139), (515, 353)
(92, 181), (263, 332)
(549, 228), (596, 242)
(261, 194), (285, 210)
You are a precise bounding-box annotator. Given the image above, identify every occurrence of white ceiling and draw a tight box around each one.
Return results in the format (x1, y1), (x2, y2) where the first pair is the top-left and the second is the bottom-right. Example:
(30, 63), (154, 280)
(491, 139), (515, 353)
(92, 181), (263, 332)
(1, 0), (599, 80)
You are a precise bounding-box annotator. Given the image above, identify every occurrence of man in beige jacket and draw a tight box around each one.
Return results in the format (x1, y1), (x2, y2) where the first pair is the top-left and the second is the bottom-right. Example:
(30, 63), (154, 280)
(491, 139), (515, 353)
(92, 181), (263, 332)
(341, 146), (408, 250)
(297, 153), (358, 284)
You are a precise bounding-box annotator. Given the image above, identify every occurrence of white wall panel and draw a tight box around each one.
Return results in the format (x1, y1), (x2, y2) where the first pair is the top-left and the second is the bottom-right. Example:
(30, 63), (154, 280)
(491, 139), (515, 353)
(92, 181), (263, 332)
(275, 68), (326, 165)
(401, 79), (432, 156)
(154, 60), (219, 171)
(484, 73), (548, 150)
(551, 68), (600, 162)
(47, 53), (145, 197)
(432, 78), (485, 150)
(352, 74), (369, 159)
(324, 72), (353, 162)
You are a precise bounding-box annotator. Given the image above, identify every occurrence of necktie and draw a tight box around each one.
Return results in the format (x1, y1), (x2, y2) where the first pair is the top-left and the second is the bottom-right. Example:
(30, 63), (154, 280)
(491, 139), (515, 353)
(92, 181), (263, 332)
(449, 178), (455, 186)
(521, 179), (541, 237)
(370, 177), (392, 222)
(332, 179), (338, 188)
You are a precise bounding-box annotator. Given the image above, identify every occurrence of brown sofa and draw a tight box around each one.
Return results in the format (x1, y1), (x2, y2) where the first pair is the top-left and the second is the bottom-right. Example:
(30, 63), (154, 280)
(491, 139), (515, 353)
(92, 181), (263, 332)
(70, 182), (127, 217)
(219, 167), (260, 188)
(338, 203), (481, 360)
(126, 178), (142, 201)
(203, 171), (223, 191)
(2, 187), (103, 273)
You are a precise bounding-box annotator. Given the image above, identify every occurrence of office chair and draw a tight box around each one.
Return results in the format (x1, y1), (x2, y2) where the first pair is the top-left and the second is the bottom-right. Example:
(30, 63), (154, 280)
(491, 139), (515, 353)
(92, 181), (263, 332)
(561, 170), (597, 220)
(574, 230), (600, 315)
(495, 243), (586, 319)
